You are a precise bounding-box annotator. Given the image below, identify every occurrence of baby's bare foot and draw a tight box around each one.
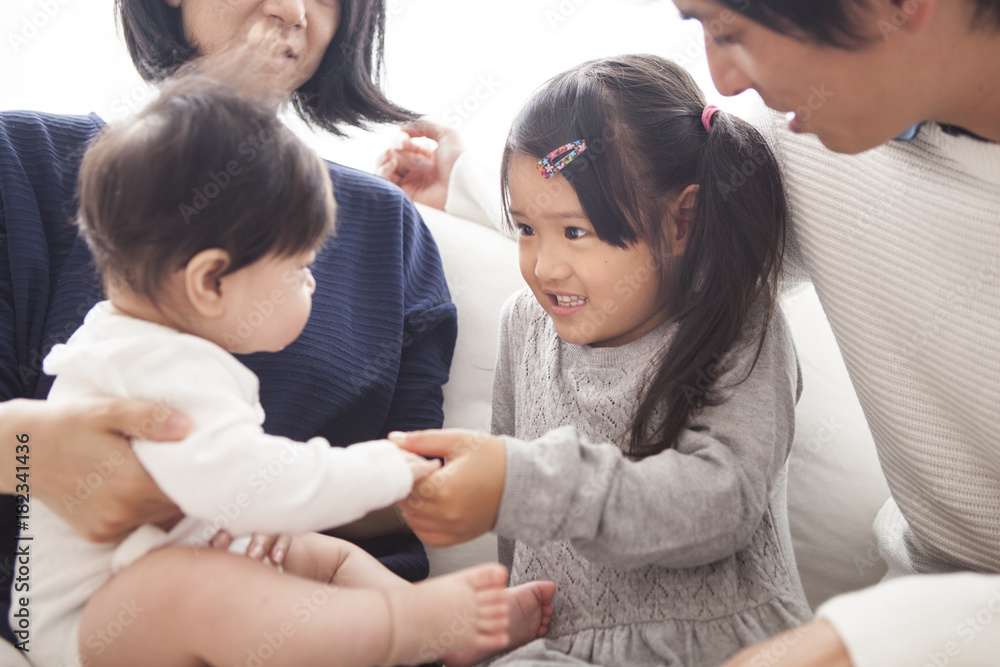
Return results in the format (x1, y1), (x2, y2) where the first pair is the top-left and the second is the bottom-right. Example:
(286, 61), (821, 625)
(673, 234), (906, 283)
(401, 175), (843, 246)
(442, 579), (557, 667)
(380, 563), (510, 666)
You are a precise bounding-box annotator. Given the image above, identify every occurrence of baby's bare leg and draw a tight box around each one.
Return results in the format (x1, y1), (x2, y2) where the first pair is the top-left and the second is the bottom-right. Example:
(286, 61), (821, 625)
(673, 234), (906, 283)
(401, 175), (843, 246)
(281, 532), (409, 589)
(80, 546), (510, 667)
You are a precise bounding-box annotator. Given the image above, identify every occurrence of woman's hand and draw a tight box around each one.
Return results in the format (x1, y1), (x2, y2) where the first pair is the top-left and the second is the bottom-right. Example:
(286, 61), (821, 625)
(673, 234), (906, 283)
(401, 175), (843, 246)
(375, 120), (465, 211)
(721, 620), (853, 667)
(0, 397), (190, 542)
(388, 429), (506, 547)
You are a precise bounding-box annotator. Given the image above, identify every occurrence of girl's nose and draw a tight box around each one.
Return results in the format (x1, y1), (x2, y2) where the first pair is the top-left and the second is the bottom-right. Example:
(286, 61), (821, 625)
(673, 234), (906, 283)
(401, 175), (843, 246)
(261, 0), (307, 27)
(534, 247), (572, 283)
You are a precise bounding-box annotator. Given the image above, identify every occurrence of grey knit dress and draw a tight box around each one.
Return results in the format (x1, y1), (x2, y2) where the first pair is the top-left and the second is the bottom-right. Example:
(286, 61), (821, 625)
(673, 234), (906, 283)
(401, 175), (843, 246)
(488, 289), (812, 666)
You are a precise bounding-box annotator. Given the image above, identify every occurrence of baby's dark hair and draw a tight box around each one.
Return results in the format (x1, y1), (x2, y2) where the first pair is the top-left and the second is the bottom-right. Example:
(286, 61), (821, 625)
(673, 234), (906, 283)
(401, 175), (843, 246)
(77, 75), (336, 301)
(501, 54), (787, 458)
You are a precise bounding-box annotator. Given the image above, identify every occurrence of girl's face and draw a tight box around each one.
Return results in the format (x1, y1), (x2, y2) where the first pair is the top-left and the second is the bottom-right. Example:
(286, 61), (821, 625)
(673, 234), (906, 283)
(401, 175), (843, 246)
(218, 249), (318, 353)
(672, 0), (928, 154)
(163, 0), (341, 95)
(507, 154), (670, 348)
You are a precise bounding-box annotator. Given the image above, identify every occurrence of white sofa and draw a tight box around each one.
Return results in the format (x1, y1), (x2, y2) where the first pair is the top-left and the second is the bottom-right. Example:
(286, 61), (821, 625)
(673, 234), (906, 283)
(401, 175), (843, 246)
(418, 203), (893, 611)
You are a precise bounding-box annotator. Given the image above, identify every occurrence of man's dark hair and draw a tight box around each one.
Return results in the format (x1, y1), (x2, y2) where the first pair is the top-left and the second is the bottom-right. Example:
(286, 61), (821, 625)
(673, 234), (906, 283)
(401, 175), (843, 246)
(721, 0), (1000, 47)
(115, 0), (418, 135)
(77, 75), (336, 300)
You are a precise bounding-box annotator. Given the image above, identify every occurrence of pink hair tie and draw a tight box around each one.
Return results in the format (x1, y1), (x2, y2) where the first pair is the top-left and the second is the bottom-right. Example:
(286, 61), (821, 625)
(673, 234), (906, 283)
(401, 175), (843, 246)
(701, 105), (721, 132)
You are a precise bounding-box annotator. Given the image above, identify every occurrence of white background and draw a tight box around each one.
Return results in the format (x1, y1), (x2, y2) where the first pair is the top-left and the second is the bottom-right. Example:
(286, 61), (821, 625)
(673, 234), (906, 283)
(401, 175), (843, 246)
(2, 0), (761, 172)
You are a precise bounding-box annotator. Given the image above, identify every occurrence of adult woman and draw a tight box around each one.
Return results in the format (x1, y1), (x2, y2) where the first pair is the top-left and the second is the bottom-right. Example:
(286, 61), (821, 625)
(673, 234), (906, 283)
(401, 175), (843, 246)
(382, 0), (1000, 665)
(0, 0), (456, 646)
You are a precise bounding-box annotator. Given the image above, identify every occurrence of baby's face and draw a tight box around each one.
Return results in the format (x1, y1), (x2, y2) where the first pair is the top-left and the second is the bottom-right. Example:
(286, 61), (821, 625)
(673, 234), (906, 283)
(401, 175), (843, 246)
(217, 249), (318, 354)
(507, 154), (670, 348)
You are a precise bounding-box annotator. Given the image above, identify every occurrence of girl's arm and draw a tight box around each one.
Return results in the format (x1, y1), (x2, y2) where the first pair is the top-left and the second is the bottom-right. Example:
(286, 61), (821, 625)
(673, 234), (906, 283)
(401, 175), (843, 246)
(398, 312), (800, 570)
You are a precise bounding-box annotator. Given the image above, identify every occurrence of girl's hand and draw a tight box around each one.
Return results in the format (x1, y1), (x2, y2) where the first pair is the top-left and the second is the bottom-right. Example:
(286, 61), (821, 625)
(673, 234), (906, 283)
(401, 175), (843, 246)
(388, 429), (507, 547)
(210, 530), (292, 567)
(1, 397), (189, 542)
(375, 121), (465, 211)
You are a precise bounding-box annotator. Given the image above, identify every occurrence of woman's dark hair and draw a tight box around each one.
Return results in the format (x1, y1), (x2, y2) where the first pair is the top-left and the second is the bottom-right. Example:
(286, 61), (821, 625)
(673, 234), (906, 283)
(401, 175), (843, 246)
(114, 0), (418, 135)
(720, 0), (1000, 47)
(77, 74), (336, 301)
(501, 54), (787, 459)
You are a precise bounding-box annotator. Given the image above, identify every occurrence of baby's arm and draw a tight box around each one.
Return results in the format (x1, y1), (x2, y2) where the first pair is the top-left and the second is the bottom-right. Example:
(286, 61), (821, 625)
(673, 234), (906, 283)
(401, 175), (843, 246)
(494, 312), (800, 571)
(103, 338), (417, 536)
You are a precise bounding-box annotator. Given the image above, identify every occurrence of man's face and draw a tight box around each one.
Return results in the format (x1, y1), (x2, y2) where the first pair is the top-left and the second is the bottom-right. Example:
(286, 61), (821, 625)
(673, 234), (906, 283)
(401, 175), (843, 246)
(672, 0), (931, 153)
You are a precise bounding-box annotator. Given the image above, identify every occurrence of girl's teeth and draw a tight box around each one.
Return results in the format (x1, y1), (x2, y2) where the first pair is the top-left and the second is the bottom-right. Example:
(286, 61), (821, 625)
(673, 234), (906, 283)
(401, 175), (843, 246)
(556, 295), (587, 307)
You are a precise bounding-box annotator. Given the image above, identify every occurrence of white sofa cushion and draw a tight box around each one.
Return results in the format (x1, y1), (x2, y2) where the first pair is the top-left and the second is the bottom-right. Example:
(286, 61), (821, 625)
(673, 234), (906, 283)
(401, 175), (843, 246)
(417, 204), (520, 574)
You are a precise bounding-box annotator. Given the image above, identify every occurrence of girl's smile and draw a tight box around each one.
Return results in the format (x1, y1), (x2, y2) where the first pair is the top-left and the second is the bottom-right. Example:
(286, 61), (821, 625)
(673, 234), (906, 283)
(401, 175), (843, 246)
(547, 291), (589, 316)
(507, 153), (670, 348)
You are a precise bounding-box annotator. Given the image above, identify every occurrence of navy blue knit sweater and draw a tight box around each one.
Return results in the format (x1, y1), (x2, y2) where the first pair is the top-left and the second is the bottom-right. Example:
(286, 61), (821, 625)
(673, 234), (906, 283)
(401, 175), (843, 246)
(0, 111), (456, 641)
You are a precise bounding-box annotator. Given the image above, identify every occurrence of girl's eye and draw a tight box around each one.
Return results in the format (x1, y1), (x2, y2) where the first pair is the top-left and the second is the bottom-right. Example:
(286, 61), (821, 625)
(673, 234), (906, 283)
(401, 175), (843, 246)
(565, 227), (589, 240)
(516, 223), (535, 237)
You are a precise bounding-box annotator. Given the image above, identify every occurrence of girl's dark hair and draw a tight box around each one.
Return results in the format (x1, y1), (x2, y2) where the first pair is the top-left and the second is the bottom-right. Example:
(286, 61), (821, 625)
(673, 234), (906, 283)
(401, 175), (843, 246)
(77, 75), (336, 301)
(720, 0), (1000, 47)
(501, 54), (787, 459)
(114, 0), (418, 135)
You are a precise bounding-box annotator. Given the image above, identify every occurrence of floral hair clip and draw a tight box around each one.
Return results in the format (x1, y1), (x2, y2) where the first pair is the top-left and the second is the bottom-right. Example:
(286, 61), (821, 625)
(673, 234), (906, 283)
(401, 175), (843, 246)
(537, 140), (588, 179)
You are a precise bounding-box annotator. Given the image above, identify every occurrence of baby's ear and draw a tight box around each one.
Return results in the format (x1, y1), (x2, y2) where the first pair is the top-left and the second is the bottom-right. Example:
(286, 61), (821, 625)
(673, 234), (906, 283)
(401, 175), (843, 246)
(669, 184), (699, 255)
(185, 248), (232, 317)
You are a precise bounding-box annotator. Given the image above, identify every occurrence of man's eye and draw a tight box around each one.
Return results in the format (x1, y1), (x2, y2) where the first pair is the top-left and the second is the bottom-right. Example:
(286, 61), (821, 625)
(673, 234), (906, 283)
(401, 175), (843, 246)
(709, 32), (735, 46)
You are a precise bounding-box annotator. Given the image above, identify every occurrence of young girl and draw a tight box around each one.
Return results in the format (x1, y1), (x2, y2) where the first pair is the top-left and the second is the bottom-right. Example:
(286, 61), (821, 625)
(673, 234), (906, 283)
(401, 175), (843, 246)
(392, 54), (812, 666)
(27, 75), (555, 667)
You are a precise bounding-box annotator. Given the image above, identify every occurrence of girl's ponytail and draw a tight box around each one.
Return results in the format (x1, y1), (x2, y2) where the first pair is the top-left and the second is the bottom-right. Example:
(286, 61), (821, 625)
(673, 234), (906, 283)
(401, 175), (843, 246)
(627, 106), (787, 458)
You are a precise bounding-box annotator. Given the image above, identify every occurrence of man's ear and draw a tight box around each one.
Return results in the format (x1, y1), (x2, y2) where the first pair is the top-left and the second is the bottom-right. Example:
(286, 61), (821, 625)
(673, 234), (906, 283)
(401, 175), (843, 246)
(669, 184), (699, 256)
(184, 248), (232, 318)
(884, 0), (937, 33)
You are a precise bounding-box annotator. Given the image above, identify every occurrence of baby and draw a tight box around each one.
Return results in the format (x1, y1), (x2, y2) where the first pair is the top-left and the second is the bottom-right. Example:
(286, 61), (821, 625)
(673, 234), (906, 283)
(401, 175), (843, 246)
(25, 75), (553, 667)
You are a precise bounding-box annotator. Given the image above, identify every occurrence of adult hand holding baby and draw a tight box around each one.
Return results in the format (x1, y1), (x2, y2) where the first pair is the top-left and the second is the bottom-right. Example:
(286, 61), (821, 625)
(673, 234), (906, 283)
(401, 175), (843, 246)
(389, 429), (506, 547)
(0, 397), (188, 542)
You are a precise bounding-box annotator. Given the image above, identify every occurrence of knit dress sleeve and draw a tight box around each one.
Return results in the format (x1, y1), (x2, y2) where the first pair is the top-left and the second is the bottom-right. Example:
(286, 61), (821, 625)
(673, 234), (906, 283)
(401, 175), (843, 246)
(493, 309), (801, 571)
(0, 111), (102, 402)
